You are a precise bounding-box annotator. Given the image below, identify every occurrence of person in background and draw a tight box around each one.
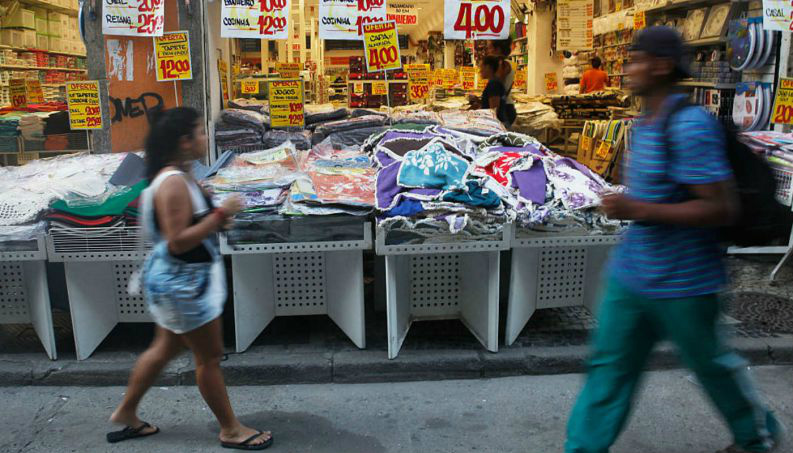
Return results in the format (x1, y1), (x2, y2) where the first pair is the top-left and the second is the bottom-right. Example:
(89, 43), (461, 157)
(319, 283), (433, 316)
(107, 107), (274, 451)
(579, 56), (609, 93)
(469, 37), (517, 124)
(478, 55), (516, 128)
(564, 26), (783, 453)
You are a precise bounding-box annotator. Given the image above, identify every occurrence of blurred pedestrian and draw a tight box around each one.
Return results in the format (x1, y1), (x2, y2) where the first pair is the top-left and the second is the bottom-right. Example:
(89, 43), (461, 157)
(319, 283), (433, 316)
(107, 107), (273, 450)
(564, 27), (783, 453)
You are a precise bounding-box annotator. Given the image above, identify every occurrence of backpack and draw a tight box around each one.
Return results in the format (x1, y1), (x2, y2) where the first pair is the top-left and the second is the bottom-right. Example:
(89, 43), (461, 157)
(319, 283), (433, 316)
(663, 98), (793, 247)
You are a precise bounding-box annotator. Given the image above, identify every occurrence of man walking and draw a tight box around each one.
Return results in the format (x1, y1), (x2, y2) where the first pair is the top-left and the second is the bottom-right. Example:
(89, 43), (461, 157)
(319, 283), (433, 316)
(565, 27), (783, 453)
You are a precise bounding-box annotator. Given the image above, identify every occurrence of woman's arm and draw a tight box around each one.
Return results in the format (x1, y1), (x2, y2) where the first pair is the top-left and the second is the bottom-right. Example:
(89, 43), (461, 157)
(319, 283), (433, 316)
(487, 95), (501, 111)
(155, 176), (225, 255)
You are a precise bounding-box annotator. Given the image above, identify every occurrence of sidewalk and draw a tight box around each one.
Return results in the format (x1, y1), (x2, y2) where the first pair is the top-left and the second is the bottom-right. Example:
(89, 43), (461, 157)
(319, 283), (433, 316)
(1, 256), (791, 386)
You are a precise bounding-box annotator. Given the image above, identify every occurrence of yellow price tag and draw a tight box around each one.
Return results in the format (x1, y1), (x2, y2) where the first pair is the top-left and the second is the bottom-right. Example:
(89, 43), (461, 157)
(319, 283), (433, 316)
(460, 67), (476, 91)
(9, 79), (27, 109)
(268, 80), (304, 128)
(581, 135), (593, 151)
(353, 82), (364, 95)
(241, 79), (259, 94)
(596, 141), (612, 159)
(372, 81), (388, 96)
(66, 81), (103, 130)
(276, 62), (301, 79)
(26, 80), (44, 104)
(772, 78), (793, 125)
(362, 21), (402, 72)
(154, 31), (193, 82)
(633, 11), (646, 30)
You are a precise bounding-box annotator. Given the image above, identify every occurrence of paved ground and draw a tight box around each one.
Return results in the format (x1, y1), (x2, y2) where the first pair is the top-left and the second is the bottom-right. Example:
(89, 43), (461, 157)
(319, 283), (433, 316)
(1, 366), (790, 453)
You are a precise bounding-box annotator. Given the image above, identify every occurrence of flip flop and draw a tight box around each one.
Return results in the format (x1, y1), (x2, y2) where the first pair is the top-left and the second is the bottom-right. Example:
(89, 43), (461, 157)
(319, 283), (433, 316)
(221, 431), (274, 450)
(106, 422), (160, 443)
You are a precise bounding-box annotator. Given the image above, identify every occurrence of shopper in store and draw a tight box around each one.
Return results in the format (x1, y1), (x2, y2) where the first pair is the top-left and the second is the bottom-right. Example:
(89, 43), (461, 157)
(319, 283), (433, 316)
(488, 37), (517, 118)
(107, 107), (274, 451)
(579, 56), (609, 93)
(565, 26), (784, 453)
(477, 56), (517, 128)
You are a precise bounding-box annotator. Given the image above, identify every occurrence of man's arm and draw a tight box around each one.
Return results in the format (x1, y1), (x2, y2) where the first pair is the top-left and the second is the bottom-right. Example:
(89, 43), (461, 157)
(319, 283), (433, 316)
(601, 180), (739, 227)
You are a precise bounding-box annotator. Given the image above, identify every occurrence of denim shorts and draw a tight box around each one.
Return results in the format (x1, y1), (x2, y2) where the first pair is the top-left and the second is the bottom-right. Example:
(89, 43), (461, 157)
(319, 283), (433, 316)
(143, 242), (226, 334)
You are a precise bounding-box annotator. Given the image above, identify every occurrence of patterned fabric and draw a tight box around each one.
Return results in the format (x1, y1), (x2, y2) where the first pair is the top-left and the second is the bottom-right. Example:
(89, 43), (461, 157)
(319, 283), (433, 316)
(396, 141), (469, 191)
(611, 94), (732, 299)
(309, 168), (376, 207)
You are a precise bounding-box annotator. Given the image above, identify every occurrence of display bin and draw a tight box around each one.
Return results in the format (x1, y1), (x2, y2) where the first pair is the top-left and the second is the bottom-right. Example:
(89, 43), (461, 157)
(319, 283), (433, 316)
(219, 219), (372, 353)
(0, 237), (56, 359)
(375, 225), (510, 359)
(46, 227), (148, 360)
(504, 229), (619, 346)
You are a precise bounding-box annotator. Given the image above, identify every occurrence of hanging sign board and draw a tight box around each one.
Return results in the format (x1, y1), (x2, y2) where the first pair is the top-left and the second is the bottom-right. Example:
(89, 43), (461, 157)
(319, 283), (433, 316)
(771, 78), (793, 124)
(443, 0), (510, 40)
(557, 0), (594, 51)
(633, 10), (646, 30)
(9, 79), (27, 109)
(362, 21), (402, 72)
(372, 81), (388, 95)
(276, 62), (301, 78)
(387, 2), (418, 25)
(544, 72), (558, 92)
(319, 0), (387, 40)
(102, 0), (165, 36)
(460, 66), (476, 90)
(407, 65), (429, 101)
(66, 81), (103, 130)
(268, 80), (304, 128)
(241, 79), (260, 94)
(221, 0), (291, 39)
(154, 31), (193, 81)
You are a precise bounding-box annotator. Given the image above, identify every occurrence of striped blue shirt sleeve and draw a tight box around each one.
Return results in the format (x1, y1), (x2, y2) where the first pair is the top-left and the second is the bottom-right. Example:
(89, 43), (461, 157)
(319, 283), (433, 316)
(667, 107), (733, 185)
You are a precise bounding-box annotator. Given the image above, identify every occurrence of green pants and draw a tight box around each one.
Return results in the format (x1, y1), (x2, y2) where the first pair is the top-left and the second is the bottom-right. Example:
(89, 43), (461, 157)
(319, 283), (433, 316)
(565, 276), (779, 453)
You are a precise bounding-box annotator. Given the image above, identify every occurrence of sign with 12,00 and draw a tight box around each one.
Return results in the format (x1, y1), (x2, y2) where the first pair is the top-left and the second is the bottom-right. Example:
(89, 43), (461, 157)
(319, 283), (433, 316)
(268, 80), (304, 128)
(362, 20), (402, 72)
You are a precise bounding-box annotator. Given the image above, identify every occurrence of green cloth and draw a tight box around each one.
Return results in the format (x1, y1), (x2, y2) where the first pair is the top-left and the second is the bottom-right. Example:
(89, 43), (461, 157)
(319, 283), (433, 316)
(50, 180), (148, 217)
(565, 276), (781, 453)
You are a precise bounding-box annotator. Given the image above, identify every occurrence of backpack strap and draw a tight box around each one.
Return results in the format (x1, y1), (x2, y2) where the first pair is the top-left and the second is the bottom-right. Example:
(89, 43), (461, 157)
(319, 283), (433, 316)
(660, 96), (696, 180)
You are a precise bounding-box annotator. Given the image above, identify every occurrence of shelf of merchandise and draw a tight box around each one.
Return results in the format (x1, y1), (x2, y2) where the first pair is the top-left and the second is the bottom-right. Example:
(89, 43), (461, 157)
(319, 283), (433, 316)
(643, 0), (732, 15)
(18, 0), (79, 16)
(686, 37), (726, 47)
(678, 80), (737, 89)
(0, 64), (86, 72)
(0, 45), (86, 58)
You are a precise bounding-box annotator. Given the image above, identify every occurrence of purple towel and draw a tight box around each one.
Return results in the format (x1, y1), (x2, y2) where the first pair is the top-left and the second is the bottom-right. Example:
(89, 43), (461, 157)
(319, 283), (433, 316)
(511, 160), (547, 205)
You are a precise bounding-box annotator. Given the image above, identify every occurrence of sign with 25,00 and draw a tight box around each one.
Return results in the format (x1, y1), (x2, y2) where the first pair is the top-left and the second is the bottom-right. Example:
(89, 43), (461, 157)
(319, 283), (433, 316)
(154, 31), (193, 82)
(363, 21), (402, 72)
(268, 80), (304, 128)
(66, 81), (103, 130)
(444, 0), (510, 40)
(221, 0), (292, 39)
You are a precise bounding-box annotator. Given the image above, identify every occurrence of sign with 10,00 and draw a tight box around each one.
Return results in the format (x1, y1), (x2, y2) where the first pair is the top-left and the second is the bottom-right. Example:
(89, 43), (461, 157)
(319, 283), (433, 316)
(268, 80), (304, 128)
(362, 21), (402, 72)
(221, 0), (292, 39)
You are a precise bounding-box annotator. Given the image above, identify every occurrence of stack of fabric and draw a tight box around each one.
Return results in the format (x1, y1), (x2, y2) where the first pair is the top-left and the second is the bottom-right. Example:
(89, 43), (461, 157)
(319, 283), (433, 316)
(228, 98), (268, 115)
(45, 180), (147, 230)
(0, 114), (20, 151)
(283, 137), (376, 216)
(215, 109), (268, 149)
(304, 104), (349, 130)
(311, 114), (388, 147)
(18, 113), (45, 141)
(512, 101), (561, 137)
(261, 129), (312, 150)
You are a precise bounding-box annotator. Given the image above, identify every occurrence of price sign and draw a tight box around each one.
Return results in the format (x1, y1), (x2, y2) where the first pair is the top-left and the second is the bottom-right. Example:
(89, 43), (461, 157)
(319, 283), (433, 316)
(9, 79), (27, 109)
(268, 80), (304, 128)
(319, 0), (387, 40)
(276, 62), (301, 79)
(557, 0), (594, 51)
(514, 67), (527, 90)
(443, 69), (458, 89)
(460, 67), (476, 90)
(633, 10), (646, 30)
(372, 81), (388, 95)
(772, 78), (793, 125)
(434, 69), (445, 87)
(580, 135), (593, 151)
(362, 21), (402, 72)
(221, 0), (291, 39)
(762, 1), (793, 31)
(154, 31), (193, 82)
(241, 79), (260, 94)
(103, 0), (164, 36)
(66, 81), (103, 130)
(353, 82), (364, 95)
(595, 140), (611, 159)
(444, 0), (510, 40)
(406, 64), (429, 101)
(544, 72), (558, 92)
(477, 75), (487, 91)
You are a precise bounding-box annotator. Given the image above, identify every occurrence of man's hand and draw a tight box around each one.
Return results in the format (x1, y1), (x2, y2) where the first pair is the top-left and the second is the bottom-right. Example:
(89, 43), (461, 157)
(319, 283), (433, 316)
(601, 193), (646, 221)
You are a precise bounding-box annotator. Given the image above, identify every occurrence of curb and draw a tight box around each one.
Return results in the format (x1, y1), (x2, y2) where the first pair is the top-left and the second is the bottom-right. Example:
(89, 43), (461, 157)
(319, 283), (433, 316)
(2, 335), (791, 386)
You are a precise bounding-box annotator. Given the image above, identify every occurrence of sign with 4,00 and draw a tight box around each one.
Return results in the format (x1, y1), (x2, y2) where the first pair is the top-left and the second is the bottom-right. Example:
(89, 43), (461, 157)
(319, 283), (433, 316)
(363, 21), (402, 72)
(269, 80), (304, 128)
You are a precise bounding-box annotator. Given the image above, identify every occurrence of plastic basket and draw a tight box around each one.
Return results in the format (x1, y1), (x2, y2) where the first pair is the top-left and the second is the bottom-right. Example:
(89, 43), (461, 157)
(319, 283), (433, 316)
(772, 165), (793, 207)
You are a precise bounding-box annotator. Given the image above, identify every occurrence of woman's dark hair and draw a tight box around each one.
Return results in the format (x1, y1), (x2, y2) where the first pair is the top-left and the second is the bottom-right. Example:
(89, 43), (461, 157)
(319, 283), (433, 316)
(491, 37), (512, 57)
(481, 56), (501, 74)
(145, 107), (201, 180)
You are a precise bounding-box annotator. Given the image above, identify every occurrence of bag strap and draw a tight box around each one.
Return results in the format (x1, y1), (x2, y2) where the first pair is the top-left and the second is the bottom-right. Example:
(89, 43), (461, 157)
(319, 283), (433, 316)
(660, 97), (695, 181)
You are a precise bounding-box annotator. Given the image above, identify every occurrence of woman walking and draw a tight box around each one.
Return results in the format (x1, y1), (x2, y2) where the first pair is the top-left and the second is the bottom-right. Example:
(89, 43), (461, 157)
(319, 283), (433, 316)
(107, 107), (273, 450)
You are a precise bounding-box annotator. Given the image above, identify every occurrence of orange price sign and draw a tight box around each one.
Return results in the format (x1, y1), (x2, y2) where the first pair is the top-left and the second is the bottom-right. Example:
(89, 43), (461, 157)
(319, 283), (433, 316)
(544, 72), (558, 92)
(406, 64), (429, 101)
(268, 80), (304, 128)
(66, 81), (103, 130)
(362, 20), (402, 72)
